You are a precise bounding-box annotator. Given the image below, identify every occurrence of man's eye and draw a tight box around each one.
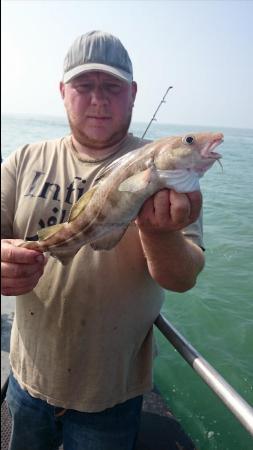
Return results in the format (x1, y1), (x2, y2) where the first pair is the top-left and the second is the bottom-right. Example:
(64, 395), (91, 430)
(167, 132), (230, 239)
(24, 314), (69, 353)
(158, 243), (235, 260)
(73, 82), (122, 94)
(105, 84), (122, 94)
(75, 84), (92, 93)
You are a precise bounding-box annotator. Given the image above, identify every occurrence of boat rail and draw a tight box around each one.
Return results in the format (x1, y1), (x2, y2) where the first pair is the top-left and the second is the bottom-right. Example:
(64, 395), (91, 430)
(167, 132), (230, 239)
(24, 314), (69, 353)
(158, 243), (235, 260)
(155, 313), (253, 437)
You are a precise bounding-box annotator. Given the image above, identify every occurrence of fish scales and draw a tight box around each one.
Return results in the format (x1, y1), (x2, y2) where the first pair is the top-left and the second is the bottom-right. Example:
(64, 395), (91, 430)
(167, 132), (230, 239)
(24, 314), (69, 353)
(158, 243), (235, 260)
(20, 132), (224, 264)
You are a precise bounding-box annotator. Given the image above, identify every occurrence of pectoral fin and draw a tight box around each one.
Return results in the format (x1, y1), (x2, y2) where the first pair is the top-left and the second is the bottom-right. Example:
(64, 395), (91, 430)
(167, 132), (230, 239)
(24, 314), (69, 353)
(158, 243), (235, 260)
(118, 168), (152, 193)
(90, 227), (128, 251)
(68, 186), (97, 222)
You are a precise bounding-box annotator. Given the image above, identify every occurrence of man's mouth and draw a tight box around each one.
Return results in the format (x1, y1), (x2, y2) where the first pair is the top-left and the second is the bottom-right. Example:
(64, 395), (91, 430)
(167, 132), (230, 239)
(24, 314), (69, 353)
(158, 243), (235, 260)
(87, 116), (111, 120)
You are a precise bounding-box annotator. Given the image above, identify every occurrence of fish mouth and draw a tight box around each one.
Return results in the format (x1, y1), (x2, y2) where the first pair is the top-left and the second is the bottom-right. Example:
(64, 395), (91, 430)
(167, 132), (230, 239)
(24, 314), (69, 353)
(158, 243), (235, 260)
(201, 135), (224, 159)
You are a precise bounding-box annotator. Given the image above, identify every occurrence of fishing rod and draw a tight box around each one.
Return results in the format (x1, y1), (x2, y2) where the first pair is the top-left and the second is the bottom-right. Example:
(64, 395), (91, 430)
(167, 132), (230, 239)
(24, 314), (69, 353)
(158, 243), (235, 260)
(141, 86), (173, 139)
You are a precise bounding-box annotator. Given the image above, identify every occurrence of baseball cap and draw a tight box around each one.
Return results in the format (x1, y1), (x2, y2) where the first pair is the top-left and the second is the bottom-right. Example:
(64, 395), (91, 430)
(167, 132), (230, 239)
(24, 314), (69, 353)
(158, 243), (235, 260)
(63, 30), (133, 84)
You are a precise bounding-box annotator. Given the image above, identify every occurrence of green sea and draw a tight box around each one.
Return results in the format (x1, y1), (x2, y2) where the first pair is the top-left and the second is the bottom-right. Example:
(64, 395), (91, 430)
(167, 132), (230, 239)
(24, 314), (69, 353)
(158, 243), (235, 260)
(1, 114), (253, 449)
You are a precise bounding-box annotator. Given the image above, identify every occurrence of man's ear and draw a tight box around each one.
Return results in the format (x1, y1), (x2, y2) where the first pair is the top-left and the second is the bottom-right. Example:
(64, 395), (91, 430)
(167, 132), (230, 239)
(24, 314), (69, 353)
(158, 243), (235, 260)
(59, 81), (65, 99)
(131, 81), (137, 103)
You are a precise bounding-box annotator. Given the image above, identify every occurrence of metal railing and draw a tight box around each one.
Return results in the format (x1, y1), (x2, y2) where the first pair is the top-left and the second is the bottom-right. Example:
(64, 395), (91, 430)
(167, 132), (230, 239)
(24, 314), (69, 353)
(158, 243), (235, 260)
(155, 313), (253, 437)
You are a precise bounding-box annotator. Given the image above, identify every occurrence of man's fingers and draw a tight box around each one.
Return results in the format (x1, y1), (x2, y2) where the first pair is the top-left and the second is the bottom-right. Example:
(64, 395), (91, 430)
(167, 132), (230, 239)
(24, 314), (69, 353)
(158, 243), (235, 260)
(1, 239), (46, 296)
(153, 190), (170, 225)
(169, 190), (202, 224)
(2, 269), (44, 290)
(1, 260), (44, 279)
(136, 189), (202, 233)
(1, 239), (44, 264)
(169, 191), (190, 224)
(136, 197), (155, 226)
(186, 191), (202, 222)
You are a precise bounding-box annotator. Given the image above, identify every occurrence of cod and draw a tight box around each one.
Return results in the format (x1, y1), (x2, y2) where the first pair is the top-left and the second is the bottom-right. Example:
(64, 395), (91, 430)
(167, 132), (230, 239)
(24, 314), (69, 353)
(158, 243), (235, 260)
(20, 132), (224, 264)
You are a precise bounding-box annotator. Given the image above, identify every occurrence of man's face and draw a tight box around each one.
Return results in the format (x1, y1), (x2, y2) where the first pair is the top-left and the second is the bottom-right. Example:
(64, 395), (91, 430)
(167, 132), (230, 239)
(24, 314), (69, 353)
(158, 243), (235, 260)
(60, 71), (137, 149)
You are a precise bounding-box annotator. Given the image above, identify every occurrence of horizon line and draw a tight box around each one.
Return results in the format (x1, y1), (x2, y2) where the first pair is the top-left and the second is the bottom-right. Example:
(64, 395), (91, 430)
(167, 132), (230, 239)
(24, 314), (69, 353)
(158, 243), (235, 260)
(1, 112), (253, 132)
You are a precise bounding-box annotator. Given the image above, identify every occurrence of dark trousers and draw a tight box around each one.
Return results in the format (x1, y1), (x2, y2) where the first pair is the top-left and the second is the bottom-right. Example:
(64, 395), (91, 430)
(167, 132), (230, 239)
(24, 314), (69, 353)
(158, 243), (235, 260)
(6, 373), (143, 450)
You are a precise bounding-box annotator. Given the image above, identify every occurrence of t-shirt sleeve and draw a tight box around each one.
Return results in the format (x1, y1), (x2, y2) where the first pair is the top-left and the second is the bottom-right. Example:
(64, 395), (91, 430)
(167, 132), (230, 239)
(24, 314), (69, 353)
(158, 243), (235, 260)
(1, 151), (18, 238)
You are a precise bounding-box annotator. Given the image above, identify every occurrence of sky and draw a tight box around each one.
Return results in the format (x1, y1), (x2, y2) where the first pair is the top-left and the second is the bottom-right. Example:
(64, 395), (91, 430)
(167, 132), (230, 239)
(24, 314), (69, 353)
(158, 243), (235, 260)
(1, 0), (253, 129)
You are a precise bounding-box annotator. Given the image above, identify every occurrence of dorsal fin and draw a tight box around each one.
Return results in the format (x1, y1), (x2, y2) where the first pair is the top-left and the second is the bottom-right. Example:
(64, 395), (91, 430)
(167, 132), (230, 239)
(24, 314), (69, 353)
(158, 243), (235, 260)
(68, 186), (97, 222)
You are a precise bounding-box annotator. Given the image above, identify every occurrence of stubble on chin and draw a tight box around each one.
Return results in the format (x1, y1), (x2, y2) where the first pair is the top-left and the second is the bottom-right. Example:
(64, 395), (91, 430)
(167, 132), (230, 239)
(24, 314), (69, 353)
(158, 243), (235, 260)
(67, 113), (133, 150)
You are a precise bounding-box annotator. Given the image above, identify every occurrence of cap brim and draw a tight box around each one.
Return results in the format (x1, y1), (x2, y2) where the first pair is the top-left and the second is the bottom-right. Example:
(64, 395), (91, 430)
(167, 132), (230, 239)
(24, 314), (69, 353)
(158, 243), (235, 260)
(63, 63), (133, 84)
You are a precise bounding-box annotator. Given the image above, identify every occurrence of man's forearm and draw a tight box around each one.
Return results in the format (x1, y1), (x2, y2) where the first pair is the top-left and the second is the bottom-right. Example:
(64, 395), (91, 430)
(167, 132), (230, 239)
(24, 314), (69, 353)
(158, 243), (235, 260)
(139, 229), (205, 292)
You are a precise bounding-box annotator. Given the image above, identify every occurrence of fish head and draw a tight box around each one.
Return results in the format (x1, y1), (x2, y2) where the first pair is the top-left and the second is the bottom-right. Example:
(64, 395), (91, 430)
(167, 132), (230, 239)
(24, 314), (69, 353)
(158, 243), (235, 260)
(154, 132), (224, 176)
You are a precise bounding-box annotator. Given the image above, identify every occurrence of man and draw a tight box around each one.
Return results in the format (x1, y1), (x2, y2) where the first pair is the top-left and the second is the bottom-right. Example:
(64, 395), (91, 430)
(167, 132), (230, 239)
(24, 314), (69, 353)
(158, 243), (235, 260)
(1, 30), (204, 450)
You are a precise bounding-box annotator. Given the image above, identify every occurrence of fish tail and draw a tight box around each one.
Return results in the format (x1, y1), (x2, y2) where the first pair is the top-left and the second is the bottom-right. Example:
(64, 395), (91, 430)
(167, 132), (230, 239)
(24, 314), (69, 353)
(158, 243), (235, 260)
(18, 240), (44, 252)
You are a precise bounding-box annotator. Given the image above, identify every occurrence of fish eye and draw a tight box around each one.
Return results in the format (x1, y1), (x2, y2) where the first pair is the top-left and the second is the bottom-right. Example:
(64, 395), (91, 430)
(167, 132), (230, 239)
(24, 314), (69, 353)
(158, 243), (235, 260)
(183, 135), (195, 145)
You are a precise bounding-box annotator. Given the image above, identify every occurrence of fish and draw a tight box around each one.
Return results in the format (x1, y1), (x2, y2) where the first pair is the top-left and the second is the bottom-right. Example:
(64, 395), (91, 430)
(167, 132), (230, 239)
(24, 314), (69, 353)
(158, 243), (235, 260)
(20, 132), (224, 264)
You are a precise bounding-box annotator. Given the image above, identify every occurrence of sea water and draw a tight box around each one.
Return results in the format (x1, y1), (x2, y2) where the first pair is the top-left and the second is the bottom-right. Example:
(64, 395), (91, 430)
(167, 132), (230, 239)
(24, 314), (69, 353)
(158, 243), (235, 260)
(1, 114), (253, 450)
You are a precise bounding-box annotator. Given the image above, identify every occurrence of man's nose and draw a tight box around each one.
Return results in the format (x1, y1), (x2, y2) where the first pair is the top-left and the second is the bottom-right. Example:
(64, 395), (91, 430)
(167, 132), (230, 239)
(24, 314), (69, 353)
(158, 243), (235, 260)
(90, 87), (108, 105)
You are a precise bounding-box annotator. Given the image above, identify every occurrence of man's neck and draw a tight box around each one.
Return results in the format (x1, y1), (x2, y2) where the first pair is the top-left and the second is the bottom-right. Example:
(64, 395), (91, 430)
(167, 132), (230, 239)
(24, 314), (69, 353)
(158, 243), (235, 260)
(71, 135), (129, 162)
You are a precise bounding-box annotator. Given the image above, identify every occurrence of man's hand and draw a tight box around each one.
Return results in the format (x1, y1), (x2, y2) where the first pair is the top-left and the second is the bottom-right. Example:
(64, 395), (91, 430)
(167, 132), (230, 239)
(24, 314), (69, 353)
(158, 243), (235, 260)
(136, 189), (202, 233)
(1, 239), (46, 296)
(135, 189), (204, 292)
